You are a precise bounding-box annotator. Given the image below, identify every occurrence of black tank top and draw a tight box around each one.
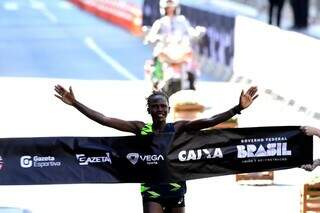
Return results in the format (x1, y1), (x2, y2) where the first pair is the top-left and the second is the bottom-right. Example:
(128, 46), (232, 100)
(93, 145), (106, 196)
(140, 123), (187, 199)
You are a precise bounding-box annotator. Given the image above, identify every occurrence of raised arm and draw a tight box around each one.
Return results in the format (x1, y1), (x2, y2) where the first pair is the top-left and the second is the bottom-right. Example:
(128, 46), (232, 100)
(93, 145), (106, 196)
(54, 85), (144, 134)
(174, 86), (258, 132)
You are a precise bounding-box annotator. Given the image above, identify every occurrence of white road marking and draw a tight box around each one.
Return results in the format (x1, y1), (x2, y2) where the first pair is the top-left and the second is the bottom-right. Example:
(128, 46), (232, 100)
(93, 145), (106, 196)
(84, 36), (138, 80)
(29, 0), (58, 23)
(58, 1), (73, 9)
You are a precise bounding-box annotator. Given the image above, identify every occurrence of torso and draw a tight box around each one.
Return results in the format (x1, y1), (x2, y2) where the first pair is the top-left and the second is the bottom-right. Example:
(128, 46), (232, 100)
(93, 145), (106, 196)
(140, 123), (187, 199)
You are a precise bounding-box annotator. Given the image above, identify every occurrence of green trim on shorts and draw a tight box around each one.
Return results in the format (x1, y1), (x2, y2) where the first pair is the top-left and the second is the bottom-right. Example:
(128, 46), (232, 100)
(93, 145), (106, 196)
(170, 183), (182, 191)
(140, 184), (150, 193)
(147, 191), (161, 198)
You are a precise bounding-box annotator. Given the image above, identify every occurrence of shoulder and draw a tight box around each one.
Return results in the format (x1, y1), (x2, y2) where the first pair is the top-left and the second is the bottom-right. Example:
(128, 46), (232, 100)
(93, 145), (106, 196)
(157, 16), (169, 23)
(151, 18), (163, 28)
(130, 121), (146, 135)
(173, 120), (189, 132)
(165, 123), (175, 131)
(176, 15), (188, 22)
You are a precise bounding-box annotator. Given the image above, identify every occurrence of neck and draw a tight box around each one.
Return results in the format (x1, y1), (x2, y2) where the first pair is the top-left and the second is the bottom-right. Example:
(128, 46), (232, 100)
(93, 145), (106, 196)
(152, 121), (166, 132)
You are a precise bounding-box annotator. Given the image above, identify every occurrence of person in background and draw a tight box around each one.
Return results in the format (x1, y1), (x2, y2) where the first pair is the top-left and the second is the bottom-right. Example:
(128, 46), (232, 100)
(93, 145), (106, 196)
(301, 126), (320, 171)
(144, 0), (202, 95)
(268, 0), (286, 27)
(289, 0), (309, 29)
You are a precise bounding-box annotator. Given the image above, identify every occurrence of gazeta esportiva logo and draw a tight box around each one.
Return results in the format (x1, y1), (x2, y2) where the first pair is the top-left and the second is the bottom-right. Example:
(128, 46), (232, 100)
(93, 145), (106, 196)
(20, 155), (61, 168)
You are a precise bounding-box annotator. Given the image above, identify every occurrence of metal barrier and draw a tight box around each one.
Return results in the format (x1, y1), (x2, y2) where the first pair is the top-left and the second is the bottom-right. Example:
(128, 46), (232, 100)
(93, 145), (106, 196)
(70, 0), (143, 35)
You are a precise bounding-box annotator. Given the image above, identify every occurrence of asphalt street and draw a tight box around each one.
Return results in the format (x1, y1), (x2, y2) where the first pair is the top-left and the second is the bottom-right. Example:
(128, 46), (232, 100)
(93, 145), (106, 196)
(0, 0), (151, 80)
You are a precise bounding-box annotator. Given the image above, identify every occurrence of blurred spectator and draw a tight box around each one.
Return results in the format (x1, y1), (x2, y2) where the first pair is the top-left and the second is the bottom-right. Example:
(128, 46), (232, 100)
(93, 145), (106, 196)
(290, 0), (309, 29)
(268, 0), (285, 27)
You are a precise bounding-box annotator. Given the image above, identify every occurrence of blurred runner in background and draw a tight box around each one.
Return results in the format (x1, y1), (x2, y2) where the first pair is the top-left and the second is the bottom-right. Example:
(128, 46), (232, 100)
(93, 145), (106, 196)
(144, 0), (204, 96)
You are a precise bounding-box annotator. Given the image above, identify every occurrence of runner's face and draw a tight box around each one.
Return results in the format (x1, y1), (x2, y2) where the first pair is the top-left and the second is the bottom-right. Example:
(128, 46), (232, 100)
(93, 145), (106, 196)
(148, 95), (169, 122)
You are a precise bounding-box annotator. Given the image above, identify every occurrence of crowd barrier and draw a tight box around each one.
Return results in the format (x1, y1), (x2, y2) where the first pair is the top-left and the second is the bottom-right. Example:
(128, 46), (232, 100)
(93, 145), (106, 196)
(70, 0), (143, 35)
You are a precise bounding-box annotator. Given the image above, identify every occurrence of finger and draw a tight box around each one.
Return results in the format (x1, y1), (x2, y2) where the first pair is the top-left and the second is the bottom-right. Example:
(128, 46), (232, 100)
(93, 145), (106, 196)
(252, 94), (259, 101)
(55, 84), (63, 90)
(54, 85), (61, 92)
(247, 89), (253, 97)
(249, 87), (257, 97)
(69, 86), (74, 97)
(56, 89), (63, 96)
(55, 89), (63, 96)
(301, 126), (307, 133)
(54, 94), (63, 100)
(57, 85), (66, 93)
(240, 90), (244, 97)
(301, 165), (312, 171)
(300, 166), (306, 170)
(249, 86), (257, 95)
(55, 85), (65, 94)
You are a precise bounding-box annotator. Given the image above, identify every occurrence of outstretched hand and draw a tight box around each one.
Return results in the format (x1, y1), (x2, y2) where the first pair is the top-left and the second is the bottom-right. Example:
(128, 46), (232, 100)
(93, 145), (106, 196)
(301, 126), (320, 137)
(54, 84), (76, 106)
(239, 86), (258, 109)
(301, 159), (320, 172)
(301, 164), (315, 172)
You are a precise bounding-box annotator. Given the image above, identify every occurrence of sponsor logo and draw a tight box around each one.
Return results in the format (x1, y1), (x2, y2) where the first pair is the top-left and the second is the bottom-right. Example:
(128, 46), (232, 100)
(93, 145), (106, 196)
(20, 155), (61, 168)
(237, 142), (292, 158)
(127, 153), (139, 165)
(127, 153), (164, 165)
(20, 156), (32, 168)
(0, 156), (4, 170)
(178, 148), (223, 162)
(76, 153), (112, 165)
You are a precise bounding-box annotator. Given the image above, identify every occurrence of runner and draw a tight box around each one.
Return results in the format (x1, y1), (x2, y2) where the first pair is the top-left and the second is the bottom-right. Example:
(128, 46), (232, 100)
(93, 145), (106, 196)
(54, 85), (258, 213)
(144, 0), (202, 95)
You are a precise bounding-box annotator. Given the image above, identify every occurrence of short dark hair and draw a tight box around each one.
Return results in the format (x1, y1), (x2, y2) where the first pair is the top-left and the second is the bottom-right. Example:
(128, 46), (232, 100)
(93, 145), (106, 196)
(146, 90), (169, 107)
